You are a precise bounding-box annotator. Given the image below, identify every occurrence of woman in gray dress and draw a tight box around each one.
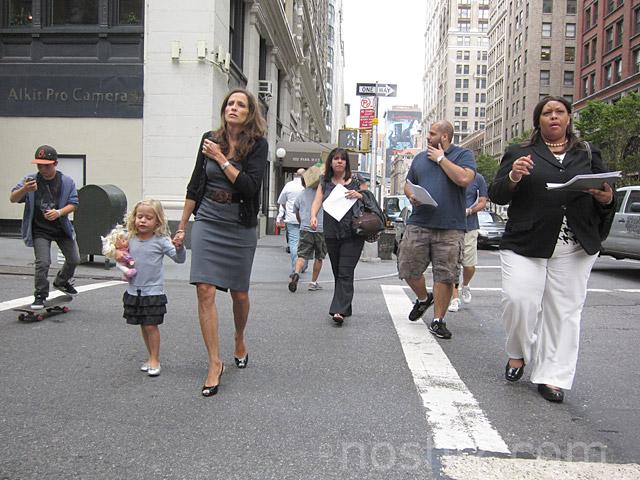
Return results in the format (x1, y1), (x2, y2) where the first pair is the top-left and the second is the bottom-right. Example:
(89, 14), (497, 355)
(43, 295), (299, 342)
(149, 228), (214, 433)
(173, 89), (267, 397)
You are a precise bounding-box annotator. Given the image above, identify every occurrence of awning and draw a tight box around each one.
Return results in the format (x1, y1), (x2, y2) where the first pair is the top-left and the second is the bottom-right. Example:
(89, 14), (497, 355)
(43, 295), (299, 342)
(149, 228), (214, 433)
(276, 141), (358, 170)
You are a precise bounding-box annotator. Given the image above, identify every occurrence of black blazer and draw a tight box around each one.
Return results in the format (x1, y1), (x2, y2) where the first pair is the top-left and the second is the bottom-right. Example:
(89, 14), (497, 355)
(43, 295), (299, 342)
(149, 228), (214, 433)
(488, 138), (615, 258)
(186, 133), (268, 228)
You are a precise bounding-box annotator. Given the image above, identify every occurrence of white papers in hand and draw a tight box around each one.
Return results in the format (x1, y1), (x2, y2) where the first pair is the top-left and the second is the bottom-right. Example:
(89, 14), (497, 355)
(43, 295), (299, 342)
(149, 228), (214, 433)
(406, 180), (438, 207)
(322, 183), (357, 222)
(546, 171), (622, 191)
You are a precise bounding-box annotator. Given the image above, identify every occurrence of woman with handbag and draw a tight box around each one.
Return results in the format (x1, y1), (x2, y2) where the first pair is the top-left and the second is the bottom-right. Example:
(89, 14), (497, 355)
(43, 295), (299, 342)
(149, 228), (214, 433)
(489, 95), (615, 403)
(310, 148), (364, 325)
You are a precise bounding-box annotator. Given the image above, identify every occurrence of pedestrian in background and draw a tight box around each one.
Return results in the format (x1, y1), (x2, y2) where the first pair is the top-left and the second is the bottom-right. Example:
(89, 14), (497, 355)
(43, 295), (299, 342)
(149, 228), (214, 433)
(277, 168), (305, 274)
(489, 95), (615, 403)
(310, 148), (364, 325)
(173, 88), (268, 397)
(10, 145), (80, 309)
(448, 172), (488, 312)
(288, 176), (327, 292)
(397, 121), (476, 339)
(122, 199), (186, 377)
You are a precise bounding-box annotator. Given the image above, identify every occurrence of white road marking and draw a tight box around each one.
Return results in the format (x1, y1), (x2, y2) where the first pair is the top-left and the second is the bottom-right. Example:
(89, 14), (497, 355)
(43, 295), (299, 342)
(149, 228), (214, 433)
(381, 284), (510, 454)
(441, 455), (640, 480)
(0, 280), (125, 312)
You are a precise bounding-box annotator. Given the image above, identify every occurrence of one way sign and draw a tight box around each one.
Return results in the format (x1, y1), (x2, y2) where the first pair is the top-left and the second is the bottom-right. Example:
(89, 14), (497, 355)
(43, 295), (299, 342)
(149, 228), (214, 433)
(356, 83), (397, 97)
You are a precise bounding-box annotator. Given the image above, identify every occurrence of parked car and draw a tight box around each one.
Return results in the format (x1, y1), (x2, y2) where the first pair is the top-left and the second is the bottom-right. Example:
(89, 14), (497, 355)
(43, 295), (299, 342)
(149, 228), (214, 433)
(383, 195), (411, 228)
(477, 210), (506, 248)
(600, 186), (640, 260)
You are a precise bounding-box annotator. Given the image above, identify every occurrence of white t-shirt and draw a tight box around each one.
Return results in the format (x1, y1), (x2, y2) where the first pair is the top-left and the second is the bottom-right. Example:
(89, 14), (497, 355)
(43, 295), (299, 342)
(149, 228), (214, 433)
(277, 177), (304, 224)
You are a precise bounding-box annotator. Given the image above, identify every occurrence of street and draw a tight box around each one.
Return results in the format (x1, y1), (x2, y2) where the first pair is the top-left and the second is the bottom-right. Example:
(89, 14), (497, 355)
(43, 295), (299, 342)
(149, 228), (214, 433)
(1, 236), (639, 479)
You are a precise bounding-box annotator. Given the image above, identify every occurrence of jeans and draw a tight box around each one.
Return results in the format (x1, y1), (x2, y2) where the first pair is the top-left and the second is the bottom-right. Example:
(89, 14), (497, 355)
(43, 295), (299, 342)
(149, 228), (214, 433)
(286, 223), (301, 272)
(33, 236), (80, 298)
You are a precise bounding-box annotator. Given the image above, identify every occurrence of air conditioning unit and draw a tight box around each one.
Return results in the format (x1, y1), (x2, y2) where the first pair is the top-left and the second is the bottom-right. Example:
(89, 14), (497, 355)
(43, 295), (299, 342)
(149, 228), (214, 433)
(258, 80), (273, 97)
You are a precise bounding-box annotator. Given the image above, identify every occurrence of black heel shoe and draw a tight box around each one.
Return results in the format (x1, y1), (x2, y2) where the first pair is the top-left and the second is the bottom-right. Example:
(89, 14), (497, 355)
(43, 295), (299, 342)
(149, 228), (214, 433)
(505, 359), (525, 382)
(537, 384), (564, 403)
(234, 354), (248, 369)
(201, 363), (224, 397)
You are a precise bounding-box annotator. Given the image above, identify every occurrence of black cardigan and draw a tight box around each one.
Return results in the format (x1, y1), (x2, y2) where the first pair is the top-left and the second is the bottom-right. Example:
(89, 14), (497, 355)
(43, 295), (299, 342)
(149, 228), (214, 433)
(186, 132), (268, 228)
(488, 139), (615, 258)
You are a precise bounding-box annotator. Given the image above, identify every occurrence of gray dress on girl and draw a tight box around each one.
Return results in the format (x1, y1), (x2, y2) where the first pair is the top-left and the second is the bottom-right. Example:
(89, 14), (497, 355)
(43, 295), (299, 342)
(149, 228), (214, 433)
(190, 158), (257, 291)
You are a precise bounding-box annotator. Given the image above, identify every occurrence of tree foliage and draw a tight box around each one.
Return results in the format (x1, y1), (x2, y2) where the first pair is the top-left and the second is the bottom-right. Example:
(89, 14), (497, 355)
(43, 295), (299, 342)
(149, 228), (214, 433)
(508, 129), (532, 146)
(476, 152), (499, 182)
(575, 93), (640, 181)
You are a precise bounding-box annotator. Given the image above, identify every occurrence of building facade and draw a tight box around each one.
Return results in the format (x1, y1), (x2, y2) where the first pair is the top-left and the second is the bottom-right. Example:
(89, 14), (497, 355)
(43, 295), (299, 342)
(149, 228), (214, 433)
(0, 0), (336, 236)
(423, 0), (489, 146)
(574, 0), (640, 113)
(485, 0), (578, 156)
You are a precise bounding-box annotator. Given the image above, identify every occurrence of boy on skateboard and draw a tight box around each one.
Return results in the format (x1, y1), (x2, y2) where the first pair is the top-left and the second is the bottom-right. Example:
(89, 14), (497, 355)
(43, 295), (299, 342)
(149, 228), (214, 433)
(10, 145), (80, 309)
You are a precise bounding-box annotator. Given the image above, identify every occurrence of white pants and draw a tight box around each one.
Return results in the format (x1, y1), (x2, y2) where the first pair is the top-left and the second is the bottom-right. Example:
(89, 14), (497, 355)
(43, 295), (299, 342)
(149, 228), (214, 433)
(500, 244), (598, 390)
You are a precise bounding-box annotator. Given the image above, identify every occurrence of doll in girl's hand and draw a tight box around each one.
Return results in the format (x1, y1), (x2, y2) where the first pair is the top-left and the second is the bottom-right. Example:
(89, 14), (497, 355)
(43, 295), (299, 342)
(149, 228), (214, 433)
(102, 225), (137, 280)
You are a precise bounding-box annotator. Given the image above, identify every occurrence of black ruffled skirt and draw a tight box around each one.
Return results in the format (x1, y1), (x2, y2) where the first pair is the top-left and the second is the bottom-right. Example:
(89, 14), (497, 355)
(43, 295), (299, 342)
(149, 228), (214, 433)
(122, 291), (167, 325)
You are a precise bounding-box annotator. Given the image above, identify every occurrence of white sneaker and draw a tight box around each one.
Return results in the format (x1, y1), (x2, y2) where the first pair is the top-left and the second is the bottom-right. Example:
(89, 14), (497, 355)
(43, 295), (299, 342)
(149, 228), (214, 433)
(448, 298), (461, 312)
(140, 362), (149, 372)
(147, 364), (161, 377)
(461, 286), (472, 304)
(308, 282), (322, 291)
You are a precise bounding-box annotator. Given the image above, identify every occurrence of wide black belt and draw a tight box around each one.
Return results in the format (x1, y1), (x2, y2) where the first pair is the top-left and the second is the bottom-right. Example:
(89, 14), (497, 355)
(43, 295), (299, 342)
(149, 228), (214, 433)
(207, 189), (241, 204)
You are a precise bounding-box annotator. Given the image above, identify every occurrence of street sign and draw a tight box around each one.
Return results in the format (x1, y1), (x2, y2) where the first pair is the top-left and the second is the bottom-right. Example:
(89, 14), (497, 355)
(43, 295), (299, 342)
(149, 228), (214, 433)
(359, 108), (375, 128)
(356, 83), (397, 97)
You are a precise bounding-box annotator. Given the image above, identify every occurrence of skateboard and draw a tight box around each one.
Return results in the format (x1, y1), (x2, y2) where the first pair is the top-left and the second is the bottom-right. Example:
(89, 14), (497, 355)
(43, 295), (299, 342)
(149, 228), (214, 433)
(13, 295), (73, 322)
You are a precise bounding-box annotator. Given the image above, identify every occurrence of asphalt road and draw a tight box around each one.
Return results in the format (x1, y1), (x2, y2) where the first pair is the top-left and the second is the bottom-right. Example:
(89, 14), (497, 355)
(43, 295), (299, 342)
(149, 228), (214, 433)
(1, 243), (639, 479)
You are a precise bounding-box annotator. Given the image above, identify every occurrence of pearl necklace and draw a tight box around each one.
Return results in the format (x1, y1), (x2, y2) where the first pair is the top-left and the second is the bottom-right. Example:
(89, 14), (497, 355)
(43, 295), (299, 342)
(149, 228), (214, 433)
(545, 139), (568, 148)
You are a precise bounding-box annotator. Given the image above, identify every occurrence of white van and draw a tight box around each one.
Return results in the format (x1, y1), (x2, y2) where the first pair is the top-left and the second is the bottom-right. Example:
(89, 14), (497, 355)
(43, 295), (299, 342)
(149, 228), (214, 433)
(600, 186), (640, 260)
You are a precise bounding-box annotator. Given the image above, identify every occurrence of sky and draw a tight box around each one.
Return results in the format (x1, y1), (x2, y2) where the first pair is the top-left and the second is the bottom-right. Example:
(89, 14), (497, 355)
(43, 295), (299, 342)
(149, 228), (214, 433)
(341, 0), (426, 130)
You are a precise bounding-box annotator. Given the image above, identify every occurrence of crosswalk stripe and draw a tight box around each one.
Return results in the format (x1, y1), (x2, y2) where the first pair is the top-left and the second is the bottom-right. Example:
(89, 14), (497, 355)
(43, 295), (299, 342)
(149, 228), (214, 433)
(0, 280), (124, 312)
(381, 284), (510, 454)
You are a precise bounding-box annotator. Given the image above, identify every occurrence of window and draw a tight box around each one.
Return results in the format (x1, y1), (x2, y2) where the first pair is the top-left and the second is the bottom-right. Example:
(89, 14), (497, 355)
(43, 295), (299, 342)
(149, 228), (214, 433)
(541, 46), (551, 61)
(564, 95), (574, 104)
(590, 73), (596, 93)
(476, 93), (486, 102)
(606, 26), (614, 52)
(567, 0), (577, 14)
(566, 23), (576, 38)
(455, 78), (470, 88)
(479, 20), (489, 32)
(594, 1), (599, 22)
(229, 0), (246, 69)
(6, 0), (32, 26)
(563, 70), (574, 87)
(476, 78), (487, 88)
(456, 64), (470, 74)
(565, 46), (575, 62)
(591, 38), (597, 62)
(636, 7), (640, 35)
(543, 0), (553, 13)
(615, 19), (623, 47)
(585, 7), (592, 29)
(458, 20), (471, 32)
(475, 107), (486, 117)
(583, 77), (589, 96)
(476, 65), (487, 75)
(454, 107), (468, 117)
(540, 70), (550, 86)
(614, 58), (622, 82)
(118, 0), (143, 25)
(459, 7), (471, 18)
(606, 0), (615, 14)
(635, 48), (640, 74)
(457, 50), (463, 60)
(52, 0), (99, 25)
(542, 22), (552, 38)
(604, 63), (612, 86)
(455, 92), (469, 102)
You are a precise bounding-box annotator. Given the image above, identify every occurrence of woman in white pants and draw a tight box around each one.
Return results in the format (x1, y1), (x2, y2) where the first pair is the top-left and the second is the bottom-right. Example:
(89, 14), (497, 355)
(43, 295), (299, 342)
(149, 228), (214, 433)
(488, 96), (615, 403)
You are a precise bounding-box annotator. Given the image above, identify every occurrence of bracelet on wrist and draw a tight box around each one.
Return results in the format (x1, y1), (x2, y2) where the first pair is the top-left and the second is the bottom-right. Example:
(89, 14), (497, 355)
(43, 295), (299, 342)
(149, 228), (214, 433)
(508, 171), (521, 183)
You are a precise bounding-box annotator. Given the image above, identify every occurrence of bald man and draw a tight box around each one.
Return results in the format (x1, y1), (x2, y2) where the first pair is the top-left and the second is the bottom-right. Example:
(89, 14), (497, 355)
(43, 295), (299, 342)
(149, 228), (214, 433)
(277, 168), (306, 273)
(397, 120), (476, 340)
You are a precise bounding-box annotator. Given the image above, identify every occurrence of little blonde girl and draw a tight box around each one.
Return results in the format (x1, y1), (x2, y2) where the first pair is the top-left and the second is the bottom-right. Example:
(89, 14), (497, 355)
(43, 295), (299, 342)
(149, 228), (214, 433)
(123, 199), (186, 376)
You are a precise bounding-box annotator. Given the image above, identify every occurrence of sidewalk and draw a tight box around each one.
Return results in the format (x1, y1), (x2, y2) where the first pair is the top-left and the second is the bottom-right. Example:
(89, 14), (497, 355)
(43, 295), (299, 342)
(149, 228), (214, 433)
(0, 234), (399, 285)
